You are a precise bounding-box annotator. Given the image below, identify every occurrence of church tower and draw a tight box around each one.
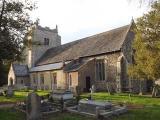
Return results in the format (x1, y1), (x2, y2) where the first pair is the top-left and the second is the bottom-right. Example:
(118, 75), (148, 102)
(25, 25), (61, 68)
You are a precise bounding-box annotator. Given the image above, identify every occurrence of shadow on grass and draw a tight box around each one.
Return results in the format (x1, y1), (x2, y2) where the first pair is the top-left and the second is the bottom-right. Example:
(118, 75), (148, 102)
(0, 108), (25, 120)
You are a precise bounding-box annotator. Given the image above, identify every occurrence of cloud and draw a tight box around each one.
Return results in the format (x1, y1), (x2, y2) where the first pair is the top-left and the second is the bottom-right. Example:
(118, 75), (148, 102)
(31, 0), (148, 44)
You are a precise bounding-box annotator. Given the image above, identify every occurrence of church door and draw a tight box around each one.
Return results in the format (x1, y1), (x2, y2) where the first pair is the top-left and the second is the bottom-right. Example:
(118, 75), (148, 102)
(10, 78), (13, 86)
(86, 76), (91, 92)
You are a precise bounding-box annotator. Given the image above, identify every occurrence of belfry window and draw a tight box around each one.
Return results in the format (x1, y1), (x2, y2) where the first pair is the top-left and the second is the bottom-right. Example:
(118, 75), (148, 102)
(96, 59), (105, 81)
(44, 38), (49, 45)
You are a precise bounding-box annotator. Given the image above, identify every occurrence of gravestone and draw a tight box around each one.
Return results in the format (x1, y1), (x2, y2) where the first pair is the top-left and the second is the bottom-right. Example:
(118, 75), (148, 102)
(75, 86), (81, 104)
(6, 86), (14, 97)
(78, 100), (112, 114)
(95, 107), (100, 120)
(26, 92), (42, 120)
(90, 85), (95, 93)
(89, 85), (95, 100)
(50, 90), (73, 100)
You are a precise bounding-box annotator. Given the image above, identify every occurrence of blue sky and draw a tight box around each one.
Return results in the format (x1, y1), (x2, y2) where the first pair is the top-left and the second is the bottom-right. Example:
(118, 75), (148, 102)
(31, 0), (148, 44)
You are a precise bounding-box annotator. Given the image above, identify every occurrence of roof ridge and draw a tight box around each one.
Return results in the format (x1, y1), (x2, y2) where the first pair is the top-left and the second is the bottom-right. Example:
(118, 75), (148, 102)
(42, 24), (130, 54)
(36, 24), (132, 66)
(78, 24), (130, 40)
(120, 20), (135, 48)
(61, 24), (130, 47)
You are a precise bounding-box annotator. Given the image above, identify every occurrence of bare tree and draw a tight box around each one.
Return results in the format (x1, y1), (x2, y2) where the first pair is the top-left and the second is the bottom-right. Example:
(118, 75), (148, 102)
(127, 0), (156, 7)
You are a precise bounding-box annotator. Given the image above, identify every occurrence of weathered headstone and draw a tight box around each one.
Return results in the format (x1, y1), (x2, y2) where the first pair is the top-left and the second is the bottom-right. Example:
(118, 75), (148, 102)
(89, 85), (95, 100)
(91, 85), (95, 93)
(75, 86), (81, 104)
(26, 92), (42, 120)
(6, 86), (14, 97)
(95, 107), (100, 120)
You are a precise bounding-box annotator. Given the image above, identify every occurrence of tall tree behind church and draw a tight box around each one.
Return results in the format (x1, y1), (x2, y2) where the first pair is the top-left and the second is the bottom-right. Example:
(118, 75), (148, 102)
(128, 0), (160, 95)
(0, 0), (36, 86)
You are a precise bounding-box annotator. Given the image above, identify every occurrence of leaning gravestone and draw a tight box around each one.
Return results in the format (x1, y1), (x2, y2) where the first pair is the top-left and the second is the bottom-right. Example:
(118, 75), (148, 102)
(6, 86), (14, 97)
(26, 92), (42, 120)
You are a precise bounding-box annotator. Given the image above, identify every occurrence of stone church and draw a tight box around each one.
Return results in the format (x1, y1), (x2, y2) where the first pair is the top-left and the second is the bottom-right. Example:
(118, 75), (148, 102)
(8, 21), (146, 93)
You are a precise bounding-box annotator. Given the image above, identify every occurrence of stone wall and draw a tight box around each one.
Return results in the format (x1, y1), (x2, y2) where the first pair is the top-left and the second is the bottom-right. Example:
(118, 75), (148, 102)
(67, 72), (79, 92)
(130, 79), (147, 93)
(78, 59), (95, 92)
(15, 76), (30, 88)
(121, 26), (135, 64)
(30, 70), (66, 90)
(91, 52), (121, 91)
(73, 52), (121, 92)
(121, 26), (148, 92)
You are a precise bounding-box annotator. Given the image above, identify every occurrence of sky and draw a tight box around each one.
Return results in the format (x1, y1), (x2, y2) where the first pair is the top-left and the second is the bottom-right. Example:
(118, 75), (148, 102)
(31, 0), (149, 44)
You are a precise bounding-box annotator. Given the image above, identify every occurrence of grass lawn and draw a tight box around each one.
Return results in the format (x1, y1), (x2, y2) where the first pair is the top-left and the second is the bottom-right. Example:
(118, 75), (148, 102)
(112, 106), (160, 120)
(81, 92), (160, 120)
(47, 112), (94, 120)
(0, 92), (160, 120)
(81, 92), (160, 106)
(0, 108), (25, 120)
(0, 90), (50, 103)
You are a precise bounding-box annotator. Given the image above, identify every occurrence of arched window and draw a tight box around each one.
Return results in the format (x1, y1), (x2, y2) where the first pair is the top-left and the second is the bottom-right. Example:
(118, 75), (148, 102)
(44, 38), (49, 45)
(96, 59), (105, 81)
(40, 74), (44, 84)
(69, 75), (72, 86)
(21, 80), (23, 84)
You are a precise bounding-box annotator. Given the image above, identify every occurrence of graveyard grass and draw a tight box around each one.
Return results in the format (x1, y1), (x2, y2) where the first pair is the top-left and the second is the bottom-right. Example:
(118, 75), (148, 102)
(0, 90), (50, 103)
(0, 108), (25, 120)
(81, 92), (160, 120)
(47, 112), (94, 120)
(0, 92), (160, 120)
(81, 92), (160, 106)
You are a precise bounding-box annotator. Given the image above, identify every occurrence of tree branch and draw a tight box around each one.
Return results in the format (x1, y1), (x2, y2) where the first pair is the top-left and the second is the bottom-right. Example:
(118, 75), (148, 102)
(0, 0), (6, 28)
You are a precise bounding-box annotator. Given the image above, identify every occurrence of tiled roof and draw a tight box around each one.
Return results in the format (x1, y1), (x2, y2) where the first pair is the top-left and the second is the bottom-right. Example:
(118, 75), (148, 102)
(12, 64), (29, 77)
(36, 24), (133, 66)
(30, 62), (63, 72)
(63, 59), (90, 72)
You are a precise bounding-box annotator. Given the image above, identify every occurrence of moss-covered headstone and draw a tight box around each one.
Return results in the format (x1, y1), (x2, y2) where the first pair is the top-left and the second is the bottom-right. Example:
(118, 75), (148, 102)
(26, 92), (42, 120)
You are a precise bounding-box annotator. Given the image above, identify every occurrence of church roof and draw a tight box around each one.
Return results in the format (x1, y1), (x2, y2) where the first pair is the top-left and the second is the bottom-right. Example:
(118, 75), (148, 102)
(12, 64), (29, 77)
(63, 59), (91, 72)
(36, 23), (133, 66)
(30, 62), (63, 72)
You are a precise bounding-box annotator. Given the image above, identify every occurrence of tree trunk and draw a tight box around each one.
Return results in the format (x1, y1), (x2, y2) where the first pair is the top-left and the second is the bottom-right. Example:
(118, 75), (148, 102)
(0, 0), (6, 28)
(139, 80), (143, 95)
